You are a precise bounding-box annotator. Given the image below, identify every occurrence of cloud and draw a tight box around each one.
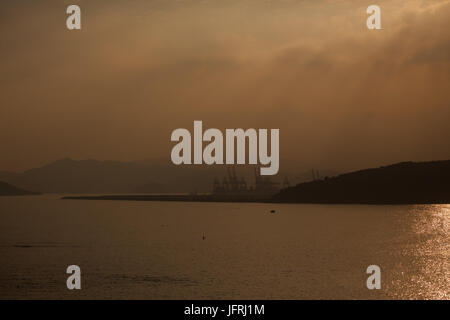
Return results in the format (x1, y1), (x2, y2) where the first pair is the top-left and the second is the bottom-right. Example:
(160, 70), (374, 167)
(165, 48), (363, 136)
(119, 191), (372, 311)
(0, 0), (449, 172)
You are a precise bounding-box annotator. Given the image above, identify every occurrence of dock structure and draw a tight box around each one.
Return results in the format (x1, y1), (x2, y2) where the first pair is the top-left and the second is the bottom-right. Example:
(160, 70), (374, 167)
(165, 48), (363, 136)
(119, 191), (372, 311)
(62, 167), (287, 203)
(212, 167), (279, 199)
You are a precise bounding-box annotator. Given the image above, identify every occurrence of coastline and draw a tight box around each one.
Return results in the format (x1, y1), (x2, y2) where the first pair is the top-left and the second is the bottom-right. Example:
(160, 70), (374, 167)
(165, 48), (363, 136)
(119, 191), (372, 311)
(61, 194), (450, 205)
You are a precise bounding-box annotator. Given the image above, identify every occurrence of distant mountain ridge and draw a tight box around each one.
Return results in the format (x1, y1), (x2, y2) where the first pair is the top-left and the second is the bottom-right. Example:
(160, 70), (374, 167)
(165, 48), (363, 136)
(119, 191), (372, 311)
(0, 158), (209, 194)
(0, 158), (287, 194)
(0, 181), (38, 196)
(273, 160), (450, 204)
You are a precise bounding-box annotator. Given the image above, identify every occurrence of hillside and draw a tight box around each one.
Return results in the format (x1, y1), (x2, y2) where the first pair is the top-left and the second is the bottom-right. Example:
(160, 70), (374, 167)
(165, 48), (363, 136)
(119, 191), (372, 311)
(0, 158), (241, 194)
(273, 160), (450, 204)
(0, 181), (38, 196)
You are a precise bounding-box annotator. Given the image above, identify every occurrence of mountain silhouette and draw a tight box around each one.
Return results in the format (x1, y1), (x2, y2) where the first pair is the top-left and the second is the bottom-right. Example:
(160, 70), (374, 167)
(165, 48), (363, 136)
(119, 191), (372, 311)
(0, 180), (38, 196)
(0, 158), (321, 195)
(273, 160), (450, 204)
(0, 158), (232, 194)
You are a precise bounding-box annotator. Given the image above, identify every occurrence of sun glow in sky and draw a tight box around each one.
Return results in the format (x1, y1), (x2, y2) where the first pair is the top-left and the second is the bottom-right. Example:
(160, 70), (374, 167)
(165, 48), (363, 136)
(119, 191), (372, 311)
(1, 0), (449, 172)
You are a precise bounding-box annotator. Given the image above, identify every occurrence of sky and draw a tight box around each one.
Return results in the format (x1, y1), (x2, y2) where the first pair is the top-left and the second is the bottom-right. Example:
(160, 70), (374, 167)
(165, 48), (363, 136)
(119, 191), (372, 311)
(1, 0), (450, 173)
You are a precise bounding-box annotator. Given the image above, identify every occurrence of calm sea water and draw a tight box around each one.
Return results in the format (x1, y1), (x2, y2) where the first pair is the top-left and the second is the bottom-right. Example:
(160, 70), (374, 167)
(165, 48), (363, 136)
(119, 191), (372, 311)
(0, 194), (448, 299)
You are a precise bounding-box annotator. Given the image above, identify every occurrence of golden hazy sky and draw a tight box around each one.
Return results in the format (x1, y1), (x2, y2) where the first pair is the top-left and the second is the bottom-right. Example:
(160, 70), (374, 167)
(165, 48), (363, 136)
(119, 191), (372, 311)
(1, 0), (449, 172)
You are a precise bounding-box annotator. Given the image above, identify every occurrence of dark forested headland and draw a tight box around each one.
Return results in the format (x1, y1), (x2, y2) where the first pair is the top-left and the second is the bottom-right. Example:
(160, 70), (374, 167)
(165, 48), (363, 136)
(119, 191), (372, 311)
(272, 160), (450, 204)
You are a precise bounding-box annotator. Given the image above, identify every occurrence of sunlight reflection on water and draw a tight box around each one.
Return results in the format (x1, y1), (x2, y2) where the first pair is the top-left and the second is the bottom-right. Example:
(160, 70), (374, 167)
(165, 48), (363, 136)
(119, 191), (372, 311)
(0, 195), (449, 299)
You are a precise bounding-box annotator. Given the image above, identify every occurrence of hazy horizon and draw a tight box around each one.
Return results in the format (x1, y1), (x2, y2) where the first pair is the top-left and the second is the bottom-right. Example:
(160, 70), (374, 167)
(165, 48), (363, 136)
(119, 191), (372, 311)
(1, 0), (450, 173)
(2, 156), (450, 178)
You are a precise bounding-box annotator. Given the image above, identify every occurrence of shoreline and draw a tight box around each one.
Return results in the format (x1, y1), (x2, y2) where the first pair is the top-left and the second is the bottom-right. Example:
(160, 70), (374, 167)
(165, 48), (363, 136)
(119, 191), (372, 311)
(61, 194), (272, 203)
(60, 194), (450, 205)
